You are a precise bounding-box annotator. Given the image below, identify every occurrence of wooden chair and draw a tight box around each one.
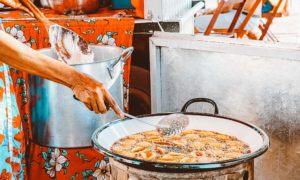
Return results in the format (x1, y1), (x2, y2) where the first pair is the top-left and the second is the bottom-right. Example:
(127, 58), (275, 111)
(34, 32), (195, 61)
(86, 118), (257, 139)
(258, 0), (285, 40)
(203, 0), (263, 40)
(204, 0), (247, 36)
(263, 0), (288, 17)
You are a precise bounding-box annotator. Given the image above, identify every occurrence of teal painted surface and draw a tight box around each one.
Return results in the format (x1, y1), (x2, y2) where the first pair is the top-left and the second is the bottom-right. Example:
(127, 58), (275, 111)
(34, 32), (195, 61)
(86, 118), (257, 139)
(111, 0), (134, 9)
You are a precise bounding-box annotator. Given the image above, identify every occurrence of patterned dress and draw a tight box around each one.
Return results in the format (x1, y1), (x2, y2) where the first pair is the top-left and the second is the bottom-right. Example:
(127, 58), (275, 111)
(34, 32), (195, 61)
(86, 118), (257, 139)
(0, 20), (27, 180)
(0, 10), (134, 179)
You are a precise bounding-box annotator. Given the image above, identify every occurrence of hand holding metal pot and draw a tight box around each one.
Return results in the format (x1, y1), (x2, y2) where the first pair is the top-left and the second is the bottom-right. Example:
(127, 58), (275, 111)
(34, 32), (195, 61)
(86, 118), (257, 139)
(31, 45), (133, 147)
(72, 72), (124, 118)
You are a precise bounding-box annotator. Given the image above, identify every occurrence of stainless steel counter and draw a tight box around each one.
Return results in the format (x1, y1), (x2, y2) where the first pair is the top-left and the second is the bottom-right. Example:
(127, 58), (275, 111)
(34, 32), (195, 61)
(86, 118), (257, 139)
(150, 32), (300, 179)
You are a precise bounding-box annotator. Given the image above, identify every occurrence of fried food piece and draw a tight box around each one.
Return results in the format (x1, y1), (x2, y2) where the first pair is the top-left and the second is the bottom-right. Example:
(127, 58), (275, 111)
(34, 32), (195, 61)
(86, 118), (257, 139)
(193, 141), (205, 149)
(197, 130), (215, 136)
(136, 142), (152, 148)
(168, 135), (181, 140)
(154, 141), (172, 145)
(215, 134), (231, 141)
(143, 130), (160, 136)
(128, 134), (145, 140)
(173, 140), (187, 147)
(181, 129), (196, 135)
(158, 155), (177, 162)
(141, 151), (156, 160)
(131, 146), (145, 153)
(119, 139), (136, 146)
(184, 134), (199, 140)
(155, 147), (165, 154)
(168, 152), (185, 157)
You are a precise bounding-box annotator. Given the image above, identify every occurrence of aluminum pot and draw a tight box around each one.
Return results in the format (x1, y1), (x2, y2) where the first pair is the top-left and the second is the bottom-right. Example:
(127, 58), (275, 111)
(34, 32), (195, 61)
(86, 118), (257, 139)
(46, 0), (100, 15)
(92, 98), (269, 172)
(30, 45), (133, 148)
(39, 0), (50, 8)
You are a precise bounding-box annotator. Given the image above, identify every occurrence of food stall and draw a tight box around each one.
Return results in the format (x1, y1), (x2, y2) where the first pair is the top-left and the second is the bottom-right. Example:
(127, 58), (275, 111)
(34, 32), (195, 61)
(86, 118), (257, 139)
(0, 0), (299, 180)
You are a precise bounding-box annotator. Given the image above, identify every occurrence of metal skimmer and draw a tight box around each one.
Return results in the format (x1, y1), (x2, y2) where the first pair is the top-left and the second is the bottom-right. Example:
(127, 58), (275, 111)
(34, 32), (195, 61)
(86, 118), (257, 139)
(124, 113), (189, 136)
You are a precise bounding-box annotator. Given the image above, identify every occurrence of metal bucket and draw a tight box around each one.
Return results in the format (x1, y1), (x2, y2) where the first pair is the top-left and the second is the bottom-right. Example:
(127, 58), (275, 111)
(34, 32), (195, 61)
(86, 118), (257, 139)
(29, 45), (133, 148)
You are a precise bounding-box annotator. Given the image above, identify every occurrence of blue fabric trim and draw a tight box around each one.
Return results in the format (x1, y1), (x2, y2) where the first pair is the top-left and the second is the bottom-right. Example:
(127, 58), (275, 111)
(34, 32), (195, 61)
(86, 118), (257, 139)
(262, 1), (273, 13)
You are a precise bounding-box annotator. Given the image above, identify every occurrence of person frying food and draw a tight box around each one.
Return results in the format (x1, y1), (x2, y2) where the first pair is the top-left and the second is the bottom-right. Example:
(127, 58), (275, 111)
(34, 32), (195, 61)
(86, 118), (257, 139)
(0, 0), (124, 179)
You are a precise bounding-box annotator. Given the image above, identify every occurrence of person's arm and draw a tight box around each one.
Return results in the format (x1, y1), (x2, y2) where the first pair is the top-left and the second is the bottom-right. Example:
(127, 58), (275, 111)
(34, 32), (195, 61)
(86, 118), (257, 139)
(0, 30), (124, 118)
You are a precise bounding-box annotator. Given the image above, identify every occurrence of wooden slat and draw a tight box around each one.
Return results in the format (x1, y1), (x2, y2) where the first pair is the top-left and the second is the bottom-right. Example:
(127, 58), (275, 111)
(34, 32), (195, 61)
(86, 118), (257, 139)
(204, 0), (226, 36)
(204, 0), (249, 37)
(228, 0), (246, 33)
(236, 0), (261, 38)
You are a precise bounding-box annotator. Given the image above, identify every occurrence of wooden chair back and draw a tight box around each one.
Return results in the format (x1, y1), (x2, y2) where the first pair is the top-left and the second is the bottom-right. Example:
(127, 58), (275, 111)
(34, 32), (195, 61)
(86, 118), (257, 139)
(204, 0), (247, 36)
(259, 0), (284, 40)
(236, 0), (262, 38)
(203, 0), (286, 41)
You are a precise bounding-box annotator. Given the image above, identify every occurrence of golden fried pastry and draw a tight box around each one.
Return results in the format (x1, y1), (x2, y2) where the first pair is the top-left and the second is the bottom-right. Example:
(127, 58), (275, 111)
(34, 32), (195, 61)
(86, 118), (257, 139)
(193, 141), (205, 149)
(131, 146), (145, 153)
(184, 134), (199, 140)
(111, 129), (251, 163)
(128, 134), (145, 140)
(136, 142), (152, 148)
(119, 139), (136, 146)
(173, 140), (187, 147)
(141, 151), (156, 160)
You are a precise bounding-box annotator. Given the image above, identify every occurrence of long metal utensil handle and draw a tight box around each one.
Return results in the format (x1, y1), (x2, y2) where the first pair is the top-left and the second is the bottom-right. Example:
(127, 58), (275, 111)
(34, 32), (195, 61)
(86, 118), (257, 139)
(20, 0), (54, 29)
(123, 113), (168, 129)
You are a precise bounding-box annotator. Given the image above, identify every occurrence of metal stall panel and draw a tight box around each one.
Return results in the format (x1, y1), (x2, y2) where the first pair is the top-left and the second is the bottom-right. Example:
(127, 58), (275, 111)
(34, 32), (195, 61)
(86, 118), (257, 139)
(150, 32), (300, 180)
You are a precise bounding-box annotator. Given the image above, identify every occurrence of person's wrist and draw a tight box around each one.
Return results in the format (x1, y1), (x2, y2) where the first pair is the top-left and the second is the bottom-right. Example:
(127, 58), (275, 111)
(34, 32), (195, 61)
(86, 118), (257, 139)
(67, 69), (84, 89)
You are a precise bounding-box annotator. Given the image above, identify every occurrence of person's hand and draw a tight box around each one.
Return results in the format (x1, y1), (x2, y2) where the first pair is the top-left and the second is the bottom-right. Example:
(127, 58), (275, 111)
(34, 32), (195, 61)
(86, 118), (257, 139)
(0, 0), (33, 16)
(72, 72), (124, 119)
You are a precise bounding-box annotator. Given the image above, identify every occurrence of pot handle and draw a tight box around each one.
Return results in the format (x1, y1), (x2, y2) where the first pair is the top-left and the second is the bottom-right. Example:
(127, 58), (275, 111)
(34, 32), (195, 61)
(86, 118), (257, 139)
(107, 47), (134, 79)
(181, 98), (219, 115)
(121, 47), (134, 62)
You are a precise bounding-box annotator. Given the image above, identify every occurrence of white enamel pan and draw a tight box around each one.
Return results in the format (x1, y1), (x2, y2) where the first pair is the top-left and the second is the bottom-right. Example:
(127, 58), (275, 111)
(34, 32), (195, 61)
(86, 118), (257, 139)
(92, 98), (269, 172)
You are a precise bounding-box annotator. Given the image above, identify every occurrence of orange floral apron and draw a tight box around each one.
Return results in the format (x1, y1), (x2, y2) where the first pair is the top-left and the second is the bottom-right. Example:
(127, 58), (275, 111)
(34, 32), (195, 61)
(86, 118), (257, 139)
(0, 8), (134, 179)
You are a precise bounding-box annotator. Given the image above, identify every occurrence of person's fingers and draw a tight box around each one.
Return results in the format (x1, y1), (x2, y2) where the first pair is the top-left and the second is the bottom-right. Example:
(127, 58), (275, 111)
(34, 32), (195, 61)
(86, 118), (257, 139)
(91, 98), (100, 114)
(104, 89), (124, 119)
(95, 93), (107, 114)
(84, 102), (92, 111)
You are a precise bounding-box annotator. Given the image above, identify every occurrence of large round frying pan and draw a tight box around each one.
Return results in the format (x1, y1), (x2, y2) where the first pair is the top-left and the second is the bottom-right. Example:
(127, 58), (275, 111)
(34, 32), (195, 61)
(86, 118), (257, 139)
(92, 98), (269, 172)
